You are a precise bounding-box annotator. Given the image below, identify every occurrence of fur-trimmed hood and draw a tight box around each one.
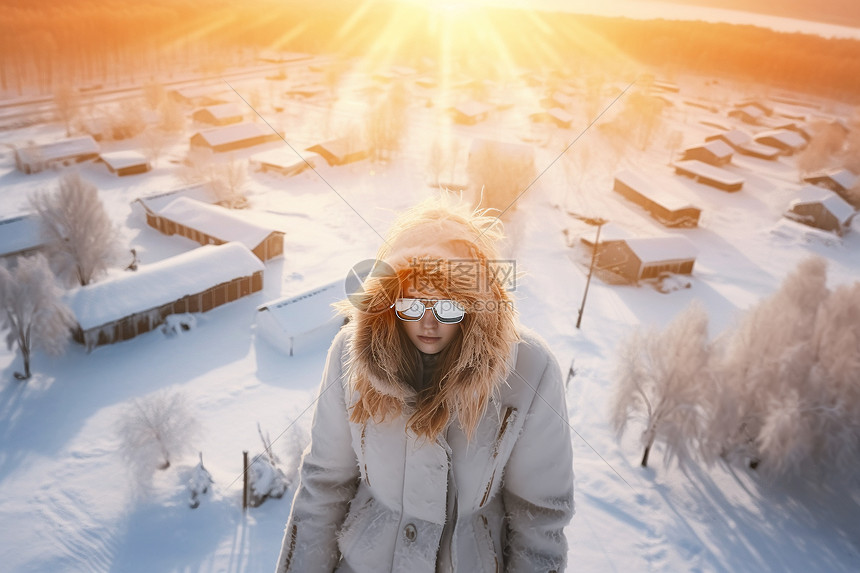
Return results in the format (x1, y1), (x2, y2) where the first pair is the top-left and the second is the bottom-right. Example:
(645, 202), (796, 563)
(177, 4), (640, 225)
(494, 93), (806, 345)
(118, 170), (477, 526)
(340, 197), (520, 437)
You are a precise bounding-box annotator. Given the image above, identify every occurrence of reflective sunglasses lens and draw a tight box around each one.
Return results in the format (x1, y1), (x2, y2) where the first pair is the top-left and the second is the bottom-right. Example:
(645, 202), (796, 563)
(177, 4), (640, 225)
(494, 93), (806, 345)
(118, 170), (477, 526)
(394, 298), (425, 319)
(433, 300), (466, 323)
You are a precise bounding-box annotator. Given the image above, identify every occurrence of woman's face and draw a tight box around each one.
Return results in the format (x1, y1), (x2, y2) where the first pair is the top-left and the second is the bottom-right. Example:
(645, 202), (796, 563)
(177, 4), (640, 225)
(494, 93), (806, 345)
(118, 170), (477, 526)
(398, 286), (461, 355)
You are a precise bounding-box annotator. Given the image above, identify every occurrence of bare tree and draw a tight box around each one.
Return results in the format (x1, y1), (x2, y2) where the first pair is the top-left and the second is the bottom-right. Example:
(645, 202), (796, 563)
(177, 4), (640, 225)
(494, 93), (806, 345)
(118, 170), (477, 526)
(208, 159), (249, 209)
(0, 254), (75, 380)
(611, 301), (711, 468)
(31, 172), (121, 287)
(141, 127), (169, 166)
(54, 84), (80, 137)
(117, 391), (198, 483)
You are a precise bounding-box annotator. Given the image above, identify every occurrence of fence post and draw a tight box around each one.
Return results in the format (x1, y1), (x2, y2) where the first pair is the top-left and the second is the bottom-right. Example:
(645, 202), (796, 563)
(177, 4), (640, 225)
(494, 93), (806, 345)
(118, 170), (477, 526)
(243, 450), (249, 512)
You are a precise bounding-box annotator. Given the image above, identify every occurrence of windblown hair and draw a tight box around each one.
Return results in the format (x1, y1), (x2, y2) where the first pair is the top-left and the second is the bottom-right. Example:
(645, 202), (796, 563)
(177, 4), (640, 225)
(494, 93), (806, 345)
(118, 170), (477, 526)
(336, 196), (520, 440)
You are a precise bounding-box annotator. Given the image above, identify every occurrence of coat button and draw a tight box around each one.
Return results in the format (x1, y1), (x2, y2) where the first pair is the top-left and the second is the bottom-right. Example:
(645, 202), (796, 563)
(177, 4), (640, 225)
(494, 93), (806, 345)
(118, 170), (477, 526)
(403, 523), (417, 542)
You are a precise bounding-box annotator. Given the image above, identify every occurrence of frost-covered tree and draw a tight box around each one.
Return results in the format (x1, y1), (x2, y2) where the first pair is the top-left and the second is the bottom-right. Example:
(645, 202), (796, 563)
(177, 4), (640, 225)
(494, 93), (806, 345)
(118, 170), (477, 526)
(208, 159), (249, 209)
(118, 391), (198, 481)
(54, 84), (80, 137)
(611, 302), (711, 467)
(247, 423), (290, 507)
(704, 257), (829, 471)
(0, 254), (74, 380)
(31, 172), (120, 287)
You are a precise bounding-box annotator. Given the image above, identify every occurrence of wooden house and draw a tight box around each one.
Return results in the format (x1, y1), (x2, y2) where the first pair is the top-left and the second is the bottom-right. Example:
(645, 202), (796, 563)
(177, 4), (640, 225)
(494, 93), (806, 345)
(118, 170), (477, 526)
(99, 151), (151, 176)
(754, 129), (807, 155)
(0, 213), (45, 262)
(673, 159), (745, 192)
(596, 236), (698, 283)
(305, 137), (367, 166)
(131, 184), (219, 222)
(705, 129), (780, 160)
(803, 168), (858, 207)
(729, 104), (765, 125)
(680, 140), (733, 166)
(529, 107), (574, 128)
(143, 197), (284, 261)
(191, 103), (243, 126)
(67, 243), (264, 350)
(190, 122), (280, 153)
(14, 135), (100, 174)
(613, 170), (701, 228)
(250, 148), (323, 176)
(784, 185), (855, 236)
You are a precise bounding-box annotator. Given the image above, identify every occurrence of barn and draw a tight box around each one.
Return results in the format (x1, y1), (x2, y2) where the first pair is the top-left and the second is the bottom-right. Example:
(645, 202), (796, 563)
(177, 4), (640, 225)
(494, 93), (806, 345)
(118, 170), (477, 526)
(190, 122), (280, 153)
(191, 103), (243, 126)
(0, 213), (45, 262)
(256, 280), (347, 356)
(785, 185), (855, 235)
(250, 148), (323, 176)
(803, 168), (858, 207)
(680, 140), (733, 166)
(673, 159), (745, 192)
(14, 135), (100, 174)
(613, 170), (702, 228)
(67, 243), (265, 350)
(143, 197), (284, 261)
(306, 137), (367, 166)
(596, 236), (698, 283)
(450, 100), (492, 125)
(705, 129), (780, 160)
(754, 129), (807, 155)
(130, 184), (219, 222)
(99, 151), (151, 176)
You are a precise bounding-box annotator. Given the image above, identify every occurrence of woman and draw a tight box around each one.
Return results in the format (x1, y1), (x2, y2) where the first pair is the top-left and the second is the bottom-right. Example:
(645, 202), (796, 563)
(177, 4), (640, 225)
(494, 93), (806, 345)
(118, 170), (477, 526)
(276, 197), (574, 573)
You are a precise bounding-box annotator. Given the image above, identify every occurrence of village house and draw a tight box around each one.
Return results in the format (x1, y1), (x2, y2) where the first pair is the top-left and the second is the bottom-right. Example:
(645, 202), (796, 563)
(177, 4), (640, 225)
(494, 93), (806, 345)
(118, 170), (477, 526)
(449, 100), (493, 125)
(191, 103), (244, 126)
(595, 236), (698, 284)
(141, 197), (284, 261)
(803, 168), (858, 207)
(785, 185), (856, 235)
(66, 243), (265, 350)
(14, 135), (100, 174)
(754, 129), (807, 155)
(0, 213), (45, 262)
(250, 148), (323, 176)
(680, 140), (734, 166)
(98, 150), (151, 176)
(306, 137), (367, 166)
(705, 129), (780, 160)
(673, 159), (745, 192)
(190, 122), (281, 153)
(529, 107), (574, 128)
(613, 170), (702, 228)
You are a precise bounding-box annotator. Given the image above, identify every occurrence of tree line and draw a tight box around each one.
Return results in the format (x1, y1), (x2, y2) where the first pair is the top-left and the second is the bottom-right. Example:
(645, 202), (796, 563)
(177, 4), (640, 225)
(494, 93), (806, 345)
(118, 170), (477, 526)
(3, 1), (860, 102)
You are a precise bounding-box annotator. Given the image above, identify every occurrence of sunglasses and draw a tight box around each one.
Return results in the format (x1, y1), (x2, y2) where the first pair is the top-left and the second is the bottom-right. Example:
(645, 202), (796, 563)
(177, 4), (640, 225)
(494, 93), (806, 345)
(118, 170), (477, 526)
(392, 298), (466, 324)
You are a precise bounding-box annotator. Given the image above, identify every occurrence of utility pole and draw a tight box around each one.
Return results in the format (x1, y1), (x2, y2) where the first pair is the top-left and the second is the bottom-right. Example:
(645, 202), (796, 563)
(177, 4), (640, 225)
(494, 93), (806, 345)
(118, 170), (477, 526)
(575, 216), (607, 329)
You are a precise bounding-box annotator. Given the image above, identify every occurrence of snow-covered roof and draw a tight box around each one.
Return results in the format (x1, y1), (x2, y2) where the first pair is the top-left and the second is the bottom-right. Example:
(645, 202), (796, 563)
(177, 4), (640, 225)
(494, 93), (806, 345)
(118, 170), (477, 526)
(250, 148), (320, 170)
(791, 185), (856, 224)
(0, 213), (44, 257)
(156, 197), (281, 248)
(546, 107), (574, 124)
(733, 104), (764, 119)
(811, 168), (858, 190)
(673, 160), (745, 186)
(191, 122), (274, 147)
(256, 280), (345, 336)
(614, 169), (698, 211)
(169, 85), (225, 100)
(452, 100), (493, 118)
(624, 236), (698, 264)
(99, 150), (149, 171)
(699, 139), (734, 159)
(193, 103), (243, 120)
(15, 135), (99, 164)
(711, 129), (751, 147)
(132, 184), (219, 214)
(754, 129), (807, 149)
(67, 243), (264, 330)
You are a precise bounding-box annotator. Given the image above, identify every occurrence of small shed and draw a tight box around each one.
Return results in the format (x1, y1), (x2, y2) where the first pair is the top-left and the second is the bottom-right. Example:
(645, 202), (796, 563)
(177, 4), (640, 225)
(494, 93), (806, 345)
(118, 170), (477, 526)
(673, 159), (745, 192)
(785, 185), (855, 236)
(256, 280), (347, 356)
(14, 135), (100, 174)
(305, 137), (367, 166)
(596, 236), (698, 283)
(754, 129), (807, 155)
(803, 168), (858, 206)
(99, 150), (151, 176)
(705, 129), (780, 160)
(250, 148), (323, 176)
(734, 99), (773, 116)
(0, 213), (45, 261)
(67, 243), (265, 350)
(529, 107), (574, 128)
(144, 197), (284, 261)
(728, 104), (765, 125)
(613, 170), (701, 228)
(680, 140), (733, 166)
(450, 100), (492, 125)
(191, 103), (243, 126)
(190, 122), (280, 153)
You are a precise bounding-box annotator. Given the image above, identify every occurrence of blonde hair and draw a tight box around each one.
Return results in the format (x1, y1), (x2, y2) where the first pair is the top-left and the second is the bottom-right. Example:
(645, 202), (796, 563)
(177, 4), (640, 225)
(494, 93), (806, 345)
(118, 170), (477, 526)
(337, 196), (519, 440)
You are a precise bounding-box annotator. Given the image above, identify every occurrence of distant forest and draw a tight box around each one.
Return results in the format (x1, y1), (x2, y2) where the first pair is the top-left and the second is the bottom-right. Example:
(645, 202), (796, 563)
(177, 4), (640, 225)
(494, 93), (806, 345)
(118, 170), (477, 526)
(662, 0), (860, 29)
(1, 0), (859, 102)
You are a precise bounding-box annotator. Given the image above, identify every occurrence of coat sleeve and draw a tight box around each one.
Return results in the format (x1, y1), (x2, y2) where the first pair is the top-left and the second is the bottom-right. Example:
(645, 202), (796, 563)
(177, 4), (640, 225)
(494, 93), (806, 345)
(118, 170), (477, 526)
(276, 330), (360, 573)
(502, 346), (575, 573)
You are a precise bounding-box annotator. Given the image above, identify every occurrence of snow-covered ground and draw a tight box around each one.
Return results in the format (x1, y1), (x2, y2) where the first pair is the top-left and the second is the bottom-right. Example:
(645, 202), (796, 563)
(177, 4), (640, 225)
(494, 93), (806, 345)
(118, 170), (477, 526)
(0, 57), (859, 573)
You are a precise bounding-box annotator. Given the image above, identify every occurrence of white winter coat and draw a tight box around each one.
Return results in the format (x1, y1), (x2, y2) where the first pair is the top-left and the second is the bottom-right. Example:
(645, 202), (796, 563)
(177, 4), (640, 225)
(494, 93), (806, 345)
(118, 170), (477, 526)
(275, 327), (575, 573)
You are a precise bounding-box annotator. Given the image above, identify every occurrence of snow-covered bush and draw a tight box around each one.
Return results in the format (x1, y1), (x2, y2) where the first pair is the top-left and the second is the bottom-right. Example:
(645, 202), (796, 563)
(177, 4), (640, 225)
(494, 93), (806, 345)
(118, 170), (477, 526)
(161, 313), (197, 336)
(0, 254), (75, 380)
(117, 391), (199, 485)
(246, 424), (291, 507)
(188, 452), (214, 509)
